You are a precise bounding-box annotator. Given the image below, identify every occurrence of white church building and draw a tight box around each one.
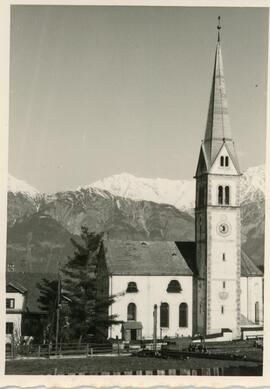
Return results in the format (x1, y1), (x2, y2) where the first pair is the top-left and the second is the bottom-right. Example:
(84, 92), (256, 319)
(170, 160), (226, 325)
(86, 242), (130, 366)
(103, 23), (264, 341)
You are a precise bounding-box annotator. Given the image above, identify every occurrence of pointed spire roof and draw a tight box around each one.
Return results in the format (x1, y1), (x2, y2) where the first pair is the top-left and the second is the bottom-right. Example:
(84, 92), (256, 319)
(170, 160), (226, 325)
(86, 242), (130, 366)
(201, 17), (241, 174)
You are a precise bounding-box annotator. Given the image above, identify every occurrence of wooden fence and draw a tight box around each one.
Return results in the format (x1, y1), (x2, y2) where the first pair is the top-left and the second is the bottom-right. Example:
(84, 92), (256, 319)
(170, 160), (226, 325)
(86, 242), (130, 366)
(6, 342), (122, 359)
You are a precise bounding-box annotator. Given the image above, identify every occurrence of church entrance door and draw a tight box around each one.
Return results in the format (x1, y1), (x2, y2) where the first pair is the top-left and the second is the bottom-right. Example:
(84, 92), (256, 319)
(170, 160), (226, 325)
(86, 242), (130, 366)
(130, 329), (137, 341)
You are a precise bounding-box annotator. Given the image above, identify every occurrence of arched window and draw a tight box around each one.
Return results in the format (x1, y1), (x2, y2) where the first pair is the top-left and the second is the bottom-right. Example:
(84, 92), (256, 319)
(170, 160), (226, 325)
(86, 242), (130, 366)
(160, 303), (169, 328)
(127, 303), (137, 321)
(225, 186), (230, 205)
(255, 301), (260, 324)
(218, 186), (223, 205)
(220, 156), (224, 166)
(225, 156), (229, 167)
(126, 282), (138, 293)
(167, 280), (182, 293)
(179, 303), (188, 327)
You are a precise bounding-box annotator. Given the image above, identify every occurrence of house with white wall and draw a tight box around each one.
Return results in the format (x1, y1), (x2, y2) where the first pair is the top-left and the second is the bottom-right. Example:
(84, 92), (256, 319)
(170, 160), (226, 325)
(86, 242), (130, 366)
(5, 273), (54, 344)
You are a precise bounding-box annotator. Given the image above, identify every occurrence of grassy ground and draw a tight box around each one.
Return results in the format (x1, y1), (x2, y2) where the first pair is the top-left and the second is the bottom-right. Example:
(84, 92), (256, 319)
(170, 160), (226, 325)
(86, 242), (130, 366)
(5, 355), (262, 375)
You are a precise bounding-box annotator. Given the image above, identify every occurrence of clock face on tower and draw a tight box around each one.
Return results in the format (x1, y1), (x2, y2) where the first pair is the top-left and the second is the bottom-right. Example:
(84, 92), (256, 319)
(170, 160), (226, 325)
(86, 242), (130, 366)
(216, 222), (231, 237)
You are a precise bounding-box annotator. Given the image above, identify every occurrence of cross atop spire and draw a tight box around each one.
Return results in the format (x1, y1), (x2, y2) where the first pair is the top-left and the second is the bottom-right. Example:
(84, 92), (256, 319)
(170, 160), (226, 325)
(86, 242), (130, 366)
(217, 16), (221, 42)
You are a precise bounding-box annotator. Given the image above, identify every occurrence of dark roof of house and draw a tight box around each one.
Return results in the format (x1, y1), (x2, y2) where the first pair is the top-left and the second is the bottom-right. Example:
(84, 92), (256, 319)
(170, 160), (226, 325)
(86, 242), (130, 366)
(104, 240), (193, 276)
(6, 272), (56, 314)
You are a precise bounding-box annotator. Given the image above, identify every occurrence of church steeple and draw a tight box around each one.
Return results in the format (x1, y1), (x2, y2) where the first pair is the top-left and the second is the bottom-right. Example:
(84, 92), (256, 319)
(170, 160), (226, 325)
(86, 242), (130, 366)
(194, 18), (242, 339)
(199, 17), (241, 174)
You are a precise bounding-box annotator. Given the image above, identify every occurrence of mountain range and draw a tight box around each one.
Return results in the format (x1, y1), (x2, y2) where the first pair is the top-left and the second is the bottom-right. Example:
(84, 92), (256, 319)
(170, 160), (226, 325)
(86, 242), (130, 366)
(6, 165), (265, 273)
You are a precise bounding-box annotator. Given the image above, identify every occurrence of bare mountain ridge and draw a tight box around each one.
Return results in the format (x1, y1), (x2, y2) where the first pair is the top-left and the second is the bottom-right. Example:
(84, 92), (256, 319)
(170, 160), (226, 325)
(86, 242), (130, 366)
(6, 166), (265, 272)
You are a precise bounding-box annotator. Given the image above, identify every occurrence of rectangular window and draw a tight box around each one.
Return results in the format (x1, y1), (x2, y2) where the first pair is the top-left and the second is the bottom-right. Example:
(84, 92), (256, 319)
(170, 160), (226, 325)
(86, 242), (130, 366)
(221, 306), (224, 314)
(6, 322), (14, 334)
(6, 298), (15, 309)
(223, 281), (226, 289)
(222, 253), (226, 261)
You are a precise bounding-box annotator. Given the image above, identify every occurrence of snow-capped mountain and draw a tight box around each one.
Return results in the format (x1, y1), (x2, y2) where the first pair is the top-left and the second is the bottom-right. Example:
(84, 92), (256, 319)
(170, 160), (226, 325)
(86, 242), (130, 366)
(90, 165), (265, 211)
(240, 165), (265, 203)
(8, 164), (265, 211)
(91, 173), (195, 212)
(8, 175), (39, 197)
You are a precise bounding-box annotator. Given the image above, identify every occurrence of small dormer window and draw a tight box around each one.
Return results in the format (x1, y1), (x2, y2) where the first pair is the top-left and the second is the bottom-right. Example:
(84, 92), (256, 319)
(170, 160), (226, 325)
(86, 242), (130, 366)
(167, 280), (182, 293)
(6, 298), (15, 309)
(126, 282), (138, 293)
(225, 156), (229, 167)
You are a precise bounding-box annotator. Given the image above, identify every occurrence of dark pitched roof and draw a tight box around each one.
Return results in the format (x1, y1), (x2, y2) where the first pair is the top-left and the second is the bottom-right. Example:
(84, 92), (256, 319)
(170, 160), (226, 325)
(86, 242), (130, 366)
(175, 241), (198, 275)
(241, 251), (263, 277)
(104, 240), (193, 276)
(6, 272), (56, 314)
(7, 281), (27, 294)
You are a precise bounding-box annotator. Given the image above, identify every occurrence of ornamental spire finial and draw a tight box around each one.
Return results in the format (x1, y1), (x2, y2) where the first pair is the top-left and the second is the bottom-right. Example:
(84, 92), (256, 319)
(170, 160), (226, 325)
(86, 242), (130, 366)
(217, 16), (221, 42)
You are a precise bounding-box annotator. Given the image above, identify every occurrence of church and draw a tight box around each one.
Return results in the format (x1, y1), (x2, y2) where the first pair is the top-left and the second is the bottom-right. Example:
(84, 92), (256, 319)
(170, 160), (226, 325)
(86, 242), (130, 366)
(102, 22), (264, 342)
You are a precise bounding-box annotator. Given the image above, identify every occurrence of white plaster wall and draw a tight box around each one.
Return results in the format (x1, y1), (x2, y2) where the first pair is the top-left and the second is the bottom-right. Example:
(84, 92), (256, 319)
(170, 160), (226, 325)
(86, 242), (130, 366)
(109, 275), (193, 339)
(6, 313), (22, 343)
(6, 292), (24, 310)
(206, 206), (240, 338)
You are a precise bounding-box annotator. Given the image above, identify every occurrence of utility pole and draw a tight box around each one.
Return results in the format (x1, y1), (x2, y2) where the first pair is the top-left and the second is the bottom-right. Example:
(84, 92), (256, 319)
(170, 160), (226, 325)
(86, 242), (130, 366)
(55, 263), (61, 356)
(153, 304), (157, 353)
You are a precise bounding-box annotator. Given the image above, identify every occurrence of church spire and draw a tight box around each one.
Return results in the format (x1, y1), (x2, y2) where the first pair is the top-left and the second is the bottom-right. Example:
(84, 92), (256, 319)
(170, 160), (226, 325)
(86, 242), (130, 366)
(201, 16), (240, 173)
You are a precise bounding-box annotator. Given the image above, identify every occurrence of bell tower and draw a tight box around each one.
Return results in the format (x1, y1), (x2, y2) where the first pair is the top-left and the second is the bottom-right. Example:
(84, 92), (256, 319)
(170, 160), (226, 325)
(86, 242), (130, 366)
(195, 18), (241, 338)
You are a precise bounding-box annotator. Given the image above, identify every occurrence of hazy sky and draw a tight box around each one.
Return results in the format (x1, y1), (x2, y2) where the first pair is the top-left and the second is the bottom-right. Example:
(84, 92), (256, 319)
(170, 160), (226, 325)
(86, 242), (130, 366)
(8, 6), (268, 192)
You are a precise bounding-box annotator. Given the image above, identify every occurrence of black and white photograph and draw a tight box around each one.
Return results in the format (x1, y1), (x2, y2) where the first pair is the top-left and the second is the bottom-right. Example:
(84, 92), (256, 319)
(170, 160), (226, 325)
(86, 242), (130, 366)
(3, 3), (268, 377)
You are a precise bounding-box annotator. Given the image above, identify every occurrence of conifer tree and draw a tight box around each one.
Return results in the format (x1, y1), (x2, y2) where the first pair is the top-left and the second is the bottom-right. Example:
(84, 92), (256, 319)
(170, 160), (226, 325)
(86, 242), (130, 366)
(38, 227), (121, 343)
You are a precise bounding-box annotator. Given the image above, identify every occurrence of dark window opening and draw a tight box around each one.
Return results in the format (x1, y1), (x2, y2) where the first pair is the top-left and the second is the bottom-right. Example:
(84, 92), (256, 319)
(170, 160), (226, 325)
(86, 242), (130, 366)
(222, 253), (226, 261)
(160, 303), (169, 328)
(225, 156), (229, 166)
(220, 156), (224, 166)
(221, 306), (224, 314)
(127, 303), (137, 321)
(223, 281), (226, 289)
(179, 303), (188, 327)
(6, 322), (14, 334)
(167, 280), (182, 293)
(225, 186), (230, 205)
(218, 186), (223, 205)
(6, 298), (15, 309)
(126, 282), (138, 293)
